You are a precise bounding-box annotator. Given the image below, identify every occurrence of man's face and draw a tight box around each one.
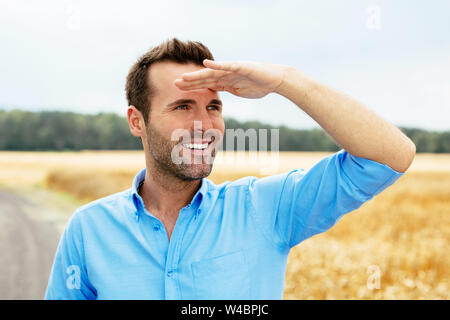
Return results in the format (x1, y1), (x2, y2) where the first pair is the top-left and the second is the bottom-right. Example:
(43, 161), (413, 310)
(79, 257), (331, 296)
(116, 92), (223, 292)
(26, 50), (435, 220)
(144, 61), (225, 181)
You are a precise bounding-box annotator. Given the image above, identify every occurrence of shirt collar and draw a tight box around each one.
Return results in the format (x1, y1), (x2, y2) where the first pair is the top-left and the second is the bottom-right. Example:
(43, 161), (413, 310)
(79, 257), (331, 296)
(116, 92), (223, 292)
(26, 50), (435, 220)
(131, 168), (208, 218)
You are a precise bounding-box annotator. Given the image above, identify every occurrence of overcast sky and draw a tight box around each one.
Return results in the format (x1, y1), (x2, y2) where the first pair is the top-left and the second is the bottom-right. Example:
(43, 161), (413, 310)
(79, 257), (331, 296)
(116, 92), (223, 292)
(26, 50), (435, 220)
(0, 0), (449, 131)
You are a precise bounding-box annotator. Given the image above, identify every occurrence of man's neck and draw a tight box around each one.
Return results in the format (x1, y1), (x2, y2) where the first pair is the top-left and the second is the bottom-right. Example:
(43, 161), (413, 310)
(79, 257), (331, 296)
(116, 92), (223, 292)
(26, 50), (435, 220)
(139, 164), (202, 221)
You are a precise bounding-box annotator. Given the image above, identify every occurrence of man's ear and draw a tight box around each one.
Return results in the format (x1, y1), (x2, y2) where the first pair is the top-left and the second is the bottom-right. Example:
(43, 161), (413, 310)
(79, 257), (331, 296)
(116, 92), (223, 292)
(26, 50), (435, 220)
(127, 106), (146, 137)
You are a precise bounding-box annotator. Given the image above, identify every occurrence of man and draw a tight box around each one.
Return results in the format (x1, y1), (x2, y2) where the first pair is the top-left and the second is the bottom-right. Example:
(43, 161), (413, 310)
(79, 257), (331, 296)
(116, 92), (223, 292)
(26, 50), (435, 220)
(45, 38), (415, 299)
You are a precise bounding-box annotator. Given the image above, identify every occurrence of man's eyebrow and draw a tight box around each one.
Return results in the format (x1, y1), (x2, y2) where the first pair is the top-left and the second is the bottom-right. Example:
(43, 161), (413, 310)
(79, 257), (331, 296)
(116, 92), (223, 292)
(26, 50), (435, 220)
(209, 99), (223, 106)
(166, 98), (223, 108)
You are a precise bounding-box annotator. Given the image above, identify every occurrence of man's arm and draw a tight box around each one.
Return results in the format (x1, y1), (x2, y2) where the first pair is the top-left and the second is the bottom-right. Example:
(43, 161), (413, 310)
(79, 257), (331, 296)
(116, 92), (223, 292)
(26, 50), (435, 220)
(274, 68), (416, 172)
(45, 211), (97, 300)
(247, 149), (405, 249)
(175, 59), (416, 172)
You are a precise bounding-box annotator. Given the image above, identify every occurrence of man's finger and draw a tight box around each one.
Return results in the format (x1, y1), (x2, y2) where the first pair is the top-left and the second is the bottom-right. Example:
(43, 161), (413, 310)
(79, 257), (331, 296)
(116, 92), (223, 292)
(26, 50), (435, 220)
(203, 59), (241, 73)
(175, 78), (215, 87)
(181, 68), (227, 81)
(178, 82), (226, 92)
(174, 79), (221, 90)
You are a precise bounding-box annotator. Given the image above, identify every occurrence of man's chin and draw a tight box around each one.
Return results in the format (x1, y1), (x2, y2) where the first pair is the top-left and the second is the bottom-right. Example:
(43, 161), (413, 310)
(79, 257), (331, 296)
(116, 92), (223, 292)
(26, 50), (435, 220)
(174, 163), (213, 181)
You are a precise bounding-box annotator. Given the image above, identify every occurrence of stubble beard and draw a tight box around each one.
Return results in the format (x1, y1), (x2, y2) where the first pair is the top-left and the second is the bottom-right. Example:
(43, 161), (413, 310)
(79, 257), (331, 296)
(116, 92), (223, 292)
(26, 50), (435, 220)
(146, 124), (214, 181)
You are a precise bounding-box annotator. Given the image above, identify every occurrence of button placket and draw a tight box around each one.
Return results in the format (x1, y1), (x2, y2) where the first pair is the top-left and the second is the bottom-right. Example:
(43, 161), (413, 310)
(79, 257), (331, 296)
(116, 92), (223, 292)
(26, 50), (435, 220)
(163, 206), (191, 299)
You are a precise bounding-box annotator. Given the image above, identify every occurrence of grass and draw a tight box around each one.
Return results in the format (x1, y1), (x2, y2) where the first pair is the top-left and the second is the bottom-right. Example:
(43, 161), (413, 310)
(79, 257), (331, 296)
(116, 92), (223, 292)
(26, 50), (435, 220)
(283, 170), (450, 299)
(0, 150), (449, 299)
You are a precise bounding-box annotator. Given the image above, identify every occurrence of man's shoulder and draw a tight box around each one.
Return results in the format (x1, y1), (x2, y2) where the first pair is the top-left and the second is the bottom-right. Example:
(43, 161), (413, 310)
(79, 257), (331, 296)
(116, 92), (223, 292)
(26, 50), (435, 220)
(205, 173), (290, 197)
(206, 175), (255, 192)
(71, 188), (133, 221)
(206, 170), (301, 191)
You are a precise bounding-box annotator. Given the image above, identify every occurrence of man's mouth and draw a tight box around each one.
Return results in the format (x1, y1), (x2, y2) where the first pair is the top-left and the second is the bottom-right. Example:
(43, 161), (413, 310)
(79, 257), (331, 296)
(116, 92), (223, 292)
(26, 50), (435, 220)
(179, 139), (216, 160)
(173, 135), (219, 165)
(181, 137), (215, 151)
(181, 142), (210, 150)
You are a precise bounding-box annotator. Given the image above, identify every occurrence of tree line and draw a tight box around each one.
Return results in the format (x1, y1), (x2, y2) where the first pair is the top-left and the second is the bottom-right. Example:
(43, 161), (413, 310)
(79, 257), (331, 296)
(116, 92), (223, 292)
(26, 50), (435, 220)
(0, 109), (448, 152)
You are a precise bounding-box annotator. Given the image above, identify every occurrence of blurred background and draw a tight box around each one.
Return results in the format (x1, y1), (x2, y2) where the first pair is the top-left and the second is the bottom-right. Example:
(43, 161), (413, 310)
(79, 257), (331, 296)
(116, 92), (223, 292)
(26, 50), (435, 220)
(0, 0), (448, 299)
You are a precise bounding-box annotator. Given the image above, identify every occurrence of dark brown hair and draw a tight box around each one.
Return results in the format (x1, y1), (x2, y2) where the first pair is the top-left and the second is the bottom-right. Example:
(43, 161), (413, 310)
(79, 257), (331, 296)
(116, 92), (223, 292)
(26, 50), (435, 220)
(125, 38), (214, 124)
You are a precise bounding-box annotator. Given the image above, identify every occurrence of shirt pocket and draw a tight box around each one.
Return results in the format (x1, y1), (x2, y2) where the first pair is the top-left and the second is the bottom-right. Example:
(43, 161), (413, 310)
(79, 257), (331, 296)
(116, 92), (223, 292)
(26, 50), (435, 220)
(191, 250), (250, 299)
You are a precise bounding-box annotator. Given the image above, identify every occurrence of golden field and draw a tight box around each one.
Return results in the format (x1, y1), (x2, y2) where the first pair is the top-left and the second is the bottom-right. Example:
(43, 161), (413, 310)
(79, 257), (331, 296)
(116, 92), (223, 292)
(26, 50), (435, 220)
(0, 150), (449, 299)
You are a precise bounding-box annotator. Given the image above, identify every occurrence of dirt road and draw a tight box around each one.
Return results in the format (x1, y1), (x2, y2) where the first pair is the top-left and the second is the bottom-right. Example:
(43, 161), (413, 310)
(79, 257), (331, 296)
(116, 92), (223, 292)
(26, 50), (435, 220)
(0, 188), (73, 299)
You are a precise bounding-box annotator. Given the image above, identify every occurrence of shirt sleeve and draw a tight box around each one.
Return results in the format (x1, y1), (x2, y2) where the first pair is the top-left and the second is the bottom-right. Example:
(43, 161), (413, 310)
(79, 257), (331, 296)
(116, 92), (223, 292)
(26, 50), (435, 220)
(44, 211), (97, 300)
(247, 149), (405, 251)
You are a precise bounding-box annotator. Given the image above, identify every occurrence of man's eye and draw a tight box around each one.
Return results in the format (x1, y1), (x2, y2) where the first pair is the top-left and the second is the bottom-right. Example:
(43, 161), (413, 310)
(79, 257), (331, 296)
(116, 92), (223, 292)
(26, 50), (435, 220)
(208, 105), (220, 111)
(175, 105), (189, 110)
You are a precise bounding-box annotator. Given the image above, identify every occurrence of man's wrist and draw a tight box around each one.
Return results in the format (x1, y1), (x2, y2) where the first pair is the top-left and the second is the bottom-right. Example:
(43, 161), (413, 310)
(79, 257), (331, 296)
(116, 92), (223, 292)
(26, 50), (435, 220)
(273, 66), (313, 101)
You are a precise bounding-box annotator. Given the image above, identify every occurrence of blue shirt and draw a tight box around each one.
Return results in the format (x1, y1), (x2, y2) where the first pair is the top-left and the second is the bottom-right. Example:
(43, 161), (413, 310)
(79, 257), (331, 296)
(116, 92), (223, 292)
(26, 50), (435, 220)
(45, 149), (404, 300)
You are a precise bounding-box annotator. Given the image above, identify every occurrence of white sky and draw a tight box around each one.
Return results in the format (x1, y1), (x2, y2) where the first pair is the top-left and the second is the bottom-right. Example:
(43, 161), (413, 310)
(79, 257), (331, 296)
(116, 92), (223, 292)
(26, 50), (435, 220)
(0, 0), (449, 130)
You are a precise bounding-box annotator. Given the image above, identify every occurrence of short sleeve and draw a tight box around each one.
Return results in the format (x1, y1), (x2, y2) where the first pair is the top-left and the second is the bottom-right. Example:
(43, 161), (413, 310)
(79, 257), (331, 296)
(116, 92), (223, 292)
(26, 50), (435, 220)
(247, 149), (404, 251)
(44, 211), (97, 300)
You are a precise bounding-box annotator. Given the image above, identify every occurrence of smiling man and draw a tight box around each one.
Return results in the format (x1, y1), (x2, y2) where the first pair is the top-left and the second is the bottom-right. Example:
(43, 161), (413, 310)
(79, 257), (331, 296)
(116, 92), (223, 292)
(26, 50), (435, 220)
(45, 38), (415, 300)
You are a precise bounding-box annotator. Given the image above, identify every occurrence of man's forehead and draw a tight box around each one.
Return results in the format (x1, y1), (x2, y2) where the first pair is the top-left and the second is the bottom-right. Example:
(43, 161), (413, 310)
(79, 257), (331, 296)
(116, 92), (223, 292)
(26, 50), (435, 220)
(149, 61), (218, 102)
(149, 61), (203, 87)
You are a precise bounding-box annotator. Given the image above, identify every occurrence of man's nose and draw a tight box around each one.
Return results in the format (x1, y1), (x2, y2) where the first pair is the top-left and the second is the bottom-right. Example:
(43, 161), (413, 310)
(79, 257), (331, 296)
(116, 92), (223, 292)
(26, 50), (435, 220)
(192, 107), (214, 133)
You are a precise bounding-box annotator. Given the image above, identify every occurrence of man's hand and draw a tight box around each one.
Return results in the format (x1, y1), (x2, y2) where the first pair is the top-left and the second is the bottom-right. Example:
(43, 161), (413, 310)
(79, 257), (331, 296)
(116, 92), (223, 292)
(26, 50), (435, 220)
(174, 59), (291, 99)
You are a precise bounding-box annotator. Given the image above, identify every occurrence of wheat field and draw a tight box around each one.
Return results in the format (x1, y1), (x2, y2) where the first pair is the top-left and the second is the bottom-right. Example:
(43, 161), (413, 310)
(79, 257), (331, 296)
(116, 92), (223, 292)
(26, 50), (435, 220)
(0, 150), (449, 299)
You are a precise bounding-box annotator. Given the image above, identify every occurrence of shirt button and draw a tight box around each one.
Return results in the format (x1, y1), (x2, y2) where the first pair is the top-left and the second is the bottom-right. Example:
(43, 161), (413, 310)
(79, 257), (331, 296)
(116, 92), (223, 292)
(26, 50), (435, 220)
(167, 270), (174, 278)
(153, 224), (160, 231)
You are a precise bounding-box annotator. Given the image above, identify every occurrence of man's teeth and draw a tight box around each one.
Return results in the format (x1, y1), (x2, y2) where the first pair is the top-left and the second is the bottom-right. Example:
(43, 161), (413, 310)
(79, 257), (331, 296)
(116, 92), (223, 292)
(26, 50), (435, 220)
(182, 143), (208, 150)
